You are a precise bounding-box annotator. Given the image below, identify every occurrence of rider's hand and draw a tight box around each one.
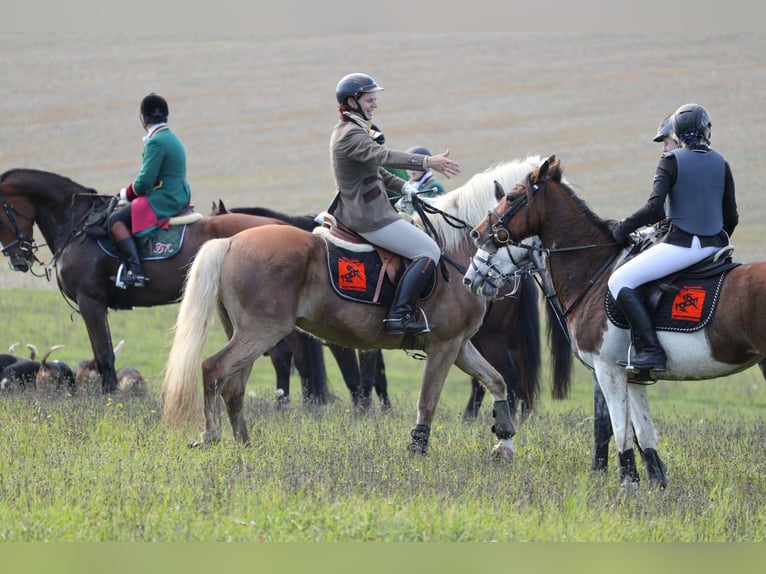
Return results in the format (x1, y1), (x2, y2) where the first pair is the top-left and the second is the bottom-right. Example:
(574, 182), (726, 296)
(611, 220), (632, 246)
(401, 182), (418, 201)
(117, 188), (128, 202)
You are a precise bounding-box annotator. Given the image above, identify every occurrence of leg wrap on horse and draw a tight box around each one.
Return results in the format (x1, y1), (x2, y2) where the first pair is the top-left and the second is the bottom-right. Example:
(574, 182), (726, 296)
(408, 423), (430, 455)
(618, 448), (640, 486)
(640, 448), (667, 489)
(491, 399), (516, 440)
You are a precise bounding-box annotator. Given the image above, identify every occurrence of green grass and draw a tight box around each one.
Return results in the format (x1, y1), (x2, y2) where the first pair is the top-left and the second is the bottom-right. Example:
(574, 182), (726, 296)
(0, 287), (765, 541)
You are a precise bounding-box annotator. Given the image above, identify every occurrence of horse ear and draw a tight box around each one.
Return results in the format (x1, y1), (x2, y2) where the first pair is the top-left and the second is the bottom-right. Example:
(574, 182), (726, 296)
(532, 156), (552, 185)
(217, 199), (228, 214)
(493, 180), (505, 201)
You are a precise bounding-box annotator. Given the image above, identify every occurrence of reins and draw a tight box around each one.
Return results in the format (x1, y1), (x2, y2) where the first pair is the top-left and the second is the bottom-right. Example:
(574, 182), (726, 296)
(411, 194), (474, 277)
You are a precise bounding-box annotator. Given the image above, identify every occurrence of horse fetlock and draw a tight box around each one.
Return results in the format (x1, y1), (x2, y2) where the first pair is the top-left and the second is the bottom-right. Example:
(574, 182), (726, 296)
(491, 399), (516, 439)
(408, 423), (430, 455)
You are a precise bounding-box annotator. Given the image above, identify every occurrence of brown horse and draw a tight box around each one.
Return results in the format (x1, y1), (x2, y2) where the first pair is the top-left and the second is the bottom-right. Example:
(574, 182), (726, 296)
(0, 168), (324, 394)
(468, 155), (766, 488)
(211, 201), (572, 420)
(162, 157), (551, 456)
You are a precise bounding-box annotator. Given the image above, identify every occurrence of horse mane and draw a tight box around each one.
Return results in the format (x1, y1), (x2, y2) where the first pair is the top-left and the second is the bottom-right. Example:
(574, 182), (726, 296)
(419, 155), (542, 252)
(543, 159), (616, 236)
(0, 168), (98, 195)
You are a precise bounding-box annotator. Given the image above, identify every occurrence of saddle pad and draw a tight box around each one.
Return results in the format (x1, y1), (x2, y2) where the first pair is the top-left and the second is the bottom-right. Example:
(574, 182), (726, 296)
(605, 271), (728, 333)
(97, 224), (189, 261)
(323, 239), (436, 306)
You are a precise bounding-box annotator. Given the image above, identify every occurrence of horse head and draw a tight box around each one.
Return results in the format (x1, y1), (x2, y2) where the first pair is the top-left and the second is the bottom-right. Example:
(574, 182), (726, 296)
(0, 181), (38, 273)
(470, 154), (558, 254)
(463, 236), (544, 298)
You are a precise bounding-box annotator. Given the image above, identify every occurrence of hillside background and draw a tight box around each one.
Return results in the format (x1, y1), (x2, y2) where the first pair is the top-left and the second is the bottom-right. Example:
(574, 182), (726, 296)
(1, 33), (764, 291)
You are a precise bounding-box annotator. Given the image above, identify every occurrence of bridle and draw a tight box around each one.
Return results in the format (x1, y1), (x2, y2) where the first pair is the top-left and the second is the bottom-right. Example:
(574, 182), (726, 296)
(0, 191), (43, 272)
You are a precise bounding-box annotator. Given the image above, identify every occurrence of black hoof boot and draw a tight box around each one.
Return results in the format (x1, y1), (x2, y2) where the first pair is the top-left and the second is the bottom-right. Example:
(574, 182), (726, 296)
(641, 448), (667, 489)
(619, 448), (640, 488)
(408, 423), (430, 455)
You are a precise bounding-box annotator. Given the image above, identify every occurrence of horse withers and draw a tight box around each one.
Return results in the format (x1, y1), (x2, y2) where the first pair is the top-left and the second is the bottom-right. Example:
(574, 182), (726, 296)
(468, 155), (766, 488)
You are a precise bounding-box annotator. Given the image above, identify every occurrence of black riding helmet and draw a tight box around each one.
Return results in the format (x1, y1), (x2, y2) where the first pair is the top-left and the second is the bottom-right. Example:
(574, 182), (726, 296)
(140, 93), (169, 123)
(335, 73), (384, 113)
(406, 146), (432, 156)
(653, 115), (675, 143)
(672, 103), (711, 145)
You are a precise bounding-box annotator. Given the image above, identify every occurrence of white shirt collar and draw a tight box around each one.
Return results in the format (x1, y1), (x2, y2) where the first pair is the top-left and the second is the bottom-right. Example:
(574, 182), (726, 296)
(143, 122), (167, 143)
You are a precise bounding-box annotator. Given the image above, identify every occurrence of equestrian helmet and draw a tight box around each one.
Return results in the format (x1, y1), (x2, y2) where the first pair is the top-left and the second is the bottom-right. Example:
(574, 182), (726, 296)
(140, 93), (169, 123)
(672, 103), (711, 144)
(653, 115), (675, 143)
(335, 73), (384, 106)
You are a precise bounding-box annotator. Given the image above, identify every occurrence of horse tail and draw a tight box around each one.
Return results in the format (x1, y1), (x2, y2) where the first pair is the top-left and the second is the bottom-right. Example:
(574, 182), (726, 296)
(546, 299), (573, 400)
(513, 275), (542, 410)
(162, 237), (231, 430)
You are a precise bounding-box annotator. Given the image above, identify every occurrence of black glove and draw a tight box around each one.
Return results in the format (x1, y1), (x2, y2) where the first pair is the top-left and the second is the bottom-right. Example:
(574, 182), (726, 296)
(611, 220), (632, 246)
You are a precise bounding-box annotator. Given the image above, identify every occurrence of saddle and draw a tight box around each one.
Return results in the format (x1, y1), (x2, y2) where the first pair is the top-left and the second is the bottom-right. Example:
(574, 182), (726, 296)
(82, 198), (203, 261)
(606, 241), (740, 333)
(313, 214), (436, 306)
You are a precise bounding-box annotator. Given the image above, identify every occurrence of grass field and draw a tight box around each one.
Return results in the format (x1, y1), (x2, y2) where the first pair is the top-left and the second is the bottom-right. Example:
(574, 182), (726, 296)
(1, 33), (765, 546)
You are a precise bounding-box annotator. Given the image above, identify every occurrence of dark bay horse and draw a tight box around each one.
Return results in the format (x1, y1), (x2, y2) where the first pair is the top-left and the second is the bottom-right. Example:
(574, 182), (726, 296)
(0, 168), (326, 395)
(162, 157), (556, 456)
(212, 201), (572, 420)
(468, 155), (766, 488)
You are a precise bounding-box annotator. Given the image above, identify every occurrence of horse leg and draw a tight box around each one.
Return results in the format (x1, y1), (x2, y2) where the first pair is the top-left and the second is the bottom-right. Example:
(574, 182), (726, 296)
(627, 382), (666, 489)
(407, 339), (464, 456)
(462, 379), (486, 421)
(78, 296), (118, 394)
(199, 333), (277, 446)
(359, 349), (386, 411)
(327, 343), (364, 408)
(268, 338), (293, 405)
(220, 361), (256, 444)
(592, 372), (612, 472)
(593, 361), (637, 487)
(367, 349), (392, 412)
(453, 340), (515, 461)
(287, 331), (330, 405)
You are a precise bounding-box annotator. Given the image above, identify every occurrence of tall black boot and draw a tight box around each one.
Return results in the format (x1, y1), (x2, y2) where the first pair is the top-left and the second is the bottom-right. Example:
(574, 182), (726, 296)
(385, 257), (436, 335)
(115, 237), (149, 288)
(615, 287), (666, 371)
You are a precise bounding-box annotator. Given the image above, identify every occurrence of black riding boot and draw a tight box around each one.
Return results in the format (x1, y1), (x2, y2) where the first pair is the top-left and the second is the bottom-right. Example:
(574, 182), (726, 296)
(615, 287), (666, 371)
(116, 237), (149, 288)
(385, 257), (436, 335)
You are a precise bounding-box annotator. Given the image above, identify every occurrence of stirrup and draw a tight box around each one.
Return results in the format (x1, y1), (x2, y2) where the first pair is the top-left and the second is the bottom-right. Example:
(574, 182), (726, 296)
(384, 309), (433, 335)
(115, 265), (148, 289)
(617, 342), (666, 372)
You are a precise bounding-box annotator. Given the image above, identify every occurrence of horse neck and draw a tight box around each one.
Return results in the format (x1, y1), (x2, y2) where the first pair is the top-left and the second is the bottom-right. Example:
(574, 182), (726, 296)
(25, 174), (80, 251)
(537, 187), (619, 312)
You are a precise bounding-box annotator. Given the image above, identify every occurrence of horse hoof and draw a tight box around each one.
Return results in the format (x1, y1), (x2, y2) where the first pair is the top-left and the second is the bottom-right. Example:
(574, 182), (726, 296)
(491, 439), (514, 462)
(407, 442), (428, 456)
